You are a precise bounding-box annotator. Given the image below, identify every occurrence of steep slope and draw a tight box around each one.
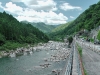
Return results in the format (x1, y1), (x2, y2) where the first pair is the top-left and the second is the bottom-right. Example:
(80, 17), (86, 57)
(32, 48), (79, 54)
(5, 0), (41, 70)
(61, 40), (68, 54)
(50, 1), (100, 40)
(0, 12), (49, 50)
(31, 22), (57, 33)
(21, 21), (57, 33)
(52, 21), (73, 32)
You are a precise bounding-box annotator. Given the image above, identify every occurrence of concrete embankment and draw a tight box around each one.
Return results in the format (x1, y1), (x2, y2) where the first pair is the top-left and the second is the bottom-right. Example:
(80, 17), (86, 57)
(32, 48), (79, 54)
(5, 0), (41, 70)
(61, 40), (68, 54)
(72, 43), (84, 75)
(61, 41), (84, 75)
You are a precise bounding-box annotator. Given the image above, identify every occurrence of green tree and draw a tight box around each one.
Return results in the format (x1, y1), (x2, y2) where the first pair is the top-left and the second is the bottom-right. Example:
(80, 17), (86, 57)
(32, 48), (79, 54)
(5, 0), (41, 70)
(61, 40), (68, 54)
(49, 1), (100, 40)
(0, 33), (5, 46)
(0, 11), (49, 50)
(67, 36), (73, 47)
(97, 30), (100, 41)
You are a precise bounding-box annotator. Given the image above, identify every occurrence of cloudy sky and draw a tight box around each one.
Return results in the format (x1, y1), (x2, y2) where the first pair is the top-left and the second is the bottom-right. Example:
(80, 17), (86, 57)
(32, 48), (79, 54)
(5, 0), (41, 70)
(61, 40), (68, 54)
(0, 0), (99, 25)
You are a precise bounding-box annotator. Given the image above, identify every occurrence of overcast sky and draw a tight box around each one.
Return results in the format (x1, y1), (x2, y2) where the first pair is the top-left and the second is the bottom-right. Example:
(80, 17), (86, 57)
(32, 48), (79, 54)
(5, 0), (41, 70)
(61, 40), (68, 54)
(0, 0), (99, 25)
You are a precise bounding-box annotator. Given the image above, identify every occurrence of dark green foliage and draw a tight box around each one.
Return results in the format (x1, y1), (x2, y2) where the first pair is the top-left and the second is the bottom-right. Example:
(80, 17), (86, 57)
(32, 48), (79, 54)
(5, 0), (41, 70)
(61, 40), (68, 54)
(67, 36), (73, 44)
(0, 42), (27, 51)
(97, 30), (100, 41)
(50, 1), (100, 40)
(90, 38), (94, 42)
(49, 21), (73, 41)
(67, 36), (73, 48)
(0, 33), (5, 46)
(0, 11), (49, 50)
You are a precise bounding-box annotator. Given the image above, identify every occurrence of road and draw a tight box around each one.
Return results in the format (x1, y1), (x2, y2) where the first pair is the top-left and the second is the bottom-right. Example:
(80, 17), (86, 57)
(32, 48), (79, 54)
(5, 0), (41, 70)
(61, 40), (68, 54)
(82, 44), (100, 75)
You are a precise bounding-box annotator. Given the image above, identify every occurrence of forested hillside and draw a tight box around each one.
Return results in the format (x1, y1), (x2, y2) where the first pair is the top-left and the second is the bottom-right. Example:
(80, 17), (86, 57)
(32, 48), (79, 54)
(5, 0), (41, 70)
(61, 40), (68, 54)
(0, 12), (49, 50)
(50, 1), (100, 41)
(31, 22), (57, 33)
(22, 21), (57, 33)
(52, 21), (73, 32)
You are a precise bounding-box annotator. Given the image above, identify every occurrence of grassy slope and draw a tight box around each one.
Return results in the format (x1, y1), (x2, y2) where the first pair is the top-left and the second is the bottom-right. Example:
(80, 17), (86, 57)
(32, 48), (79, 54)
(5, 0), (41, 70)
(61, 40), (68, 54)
(31, 22), (57, 33)
(52, 21), (73, 32)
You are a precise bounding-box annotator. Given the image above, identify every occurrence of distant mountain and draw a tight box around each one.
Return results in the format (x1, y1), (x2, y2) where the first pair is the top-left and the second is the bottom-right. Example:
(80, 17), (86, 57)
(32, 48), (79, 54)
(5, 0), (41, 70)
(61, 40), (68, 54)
(52, 21), (73, 32)
(0, 12), (49, 50)
(50, 1), (100, 41)
(21, 21), (58, 33)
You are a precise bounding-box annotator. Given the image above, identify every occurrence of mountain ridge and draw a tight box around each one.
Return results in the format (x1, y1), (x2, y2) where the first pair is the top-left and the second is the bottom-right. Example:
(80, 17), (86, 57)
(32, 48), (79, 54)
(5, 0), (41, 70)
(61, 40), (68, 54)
(52, 21), (73, 32)
(21, 21), (58, 33)
(0, 12), (49, 50)
(49, 1), (100, 41)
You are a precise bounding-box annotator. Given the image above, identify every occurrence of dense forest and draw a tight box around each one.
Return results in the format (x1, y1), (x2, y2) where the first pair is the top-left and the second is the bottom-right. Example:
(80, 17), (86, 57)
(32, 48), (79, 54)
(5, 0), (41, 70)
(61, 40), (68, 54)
(21, 21), (57, 33)
(30, 22), (57, 33)
(0, 12), (49, 51)
(1, 1), (100, 50)
(50, 1), (100, 41)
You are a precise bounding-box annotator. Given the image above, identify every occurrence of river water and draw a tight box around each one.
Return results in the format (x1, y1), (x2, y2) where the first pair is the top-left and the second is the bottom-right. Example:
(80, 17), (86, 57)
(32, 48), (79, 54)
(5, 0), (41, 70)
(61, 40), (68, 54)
(0, 42), (69, 75)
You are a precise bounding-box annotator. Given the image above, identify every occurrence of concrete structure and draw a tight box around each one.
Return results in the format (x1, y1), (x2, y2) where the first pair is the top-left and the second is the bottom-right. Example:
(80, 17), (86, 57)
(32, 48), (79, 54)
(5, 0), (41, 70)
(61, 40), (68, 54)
(89, 26), (100, 40)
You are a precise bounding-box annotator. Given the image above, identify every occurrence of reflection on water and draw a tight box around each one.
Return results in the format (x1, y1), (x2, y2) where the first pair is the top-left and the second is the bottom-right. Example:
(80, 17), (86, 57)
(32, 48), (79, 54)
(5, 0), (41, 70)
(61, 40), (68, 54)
(0, 50), (68, 75)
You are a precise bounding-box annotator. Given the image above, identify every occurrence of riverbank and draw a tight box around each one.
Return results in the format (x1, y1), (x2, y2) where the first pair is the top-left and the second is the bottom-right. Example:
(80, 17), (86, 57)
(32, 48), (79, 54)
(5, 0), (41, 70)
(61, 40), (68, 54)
(0, 42), (44, 58)
(0, 41), (71, 75)
(0, 41), (70, 59)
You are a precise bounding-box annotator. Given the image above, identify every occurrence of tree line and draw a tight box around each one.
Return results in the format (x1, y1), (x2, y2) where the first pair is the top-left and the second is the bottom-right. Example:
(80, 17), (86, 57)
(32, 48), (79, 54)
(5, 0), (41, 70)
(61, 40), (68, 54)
(0, 12), (49, 50)
(49, 1), (100, 41)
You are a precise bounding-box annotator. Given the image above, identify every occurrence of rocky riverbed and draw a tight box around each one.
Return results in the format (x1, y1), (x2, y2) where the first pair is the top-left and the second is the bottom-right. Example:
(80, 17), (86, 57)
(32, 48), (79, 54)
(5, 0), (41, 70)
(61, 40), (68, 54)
(0, 41), (71, 75)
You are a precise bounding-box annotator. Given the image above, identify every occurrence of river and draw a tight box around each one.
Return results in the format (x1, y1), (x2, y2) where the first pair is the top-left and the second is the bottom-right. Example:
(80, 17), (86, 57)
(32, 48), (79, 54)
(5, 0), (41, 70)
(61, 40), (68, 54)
(0, 42), (70, 75)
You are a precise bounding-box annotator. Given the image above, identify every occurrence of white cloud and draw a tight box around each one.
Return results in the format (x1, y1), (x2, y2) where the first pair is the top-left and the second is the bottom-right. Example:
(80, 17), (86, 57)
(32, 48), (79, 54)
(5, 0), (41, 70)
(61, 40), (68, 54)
(0, 1), (68, 25)
(11, 0), (57, 11)
(16, 10), (68, 25)
(4, 2), (23, 13)
(60, 3), (82, 11)
(70, 16), (75, 19)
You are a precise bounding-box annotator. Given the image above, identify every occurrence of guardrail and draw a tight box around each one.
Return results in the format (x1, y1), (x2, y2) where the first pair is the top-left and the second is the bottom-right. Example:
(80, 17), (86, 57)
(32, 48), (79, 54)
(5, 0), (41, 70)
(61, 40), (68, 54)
(62, 41), (83, 75)
(63, 47), (73, 75)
